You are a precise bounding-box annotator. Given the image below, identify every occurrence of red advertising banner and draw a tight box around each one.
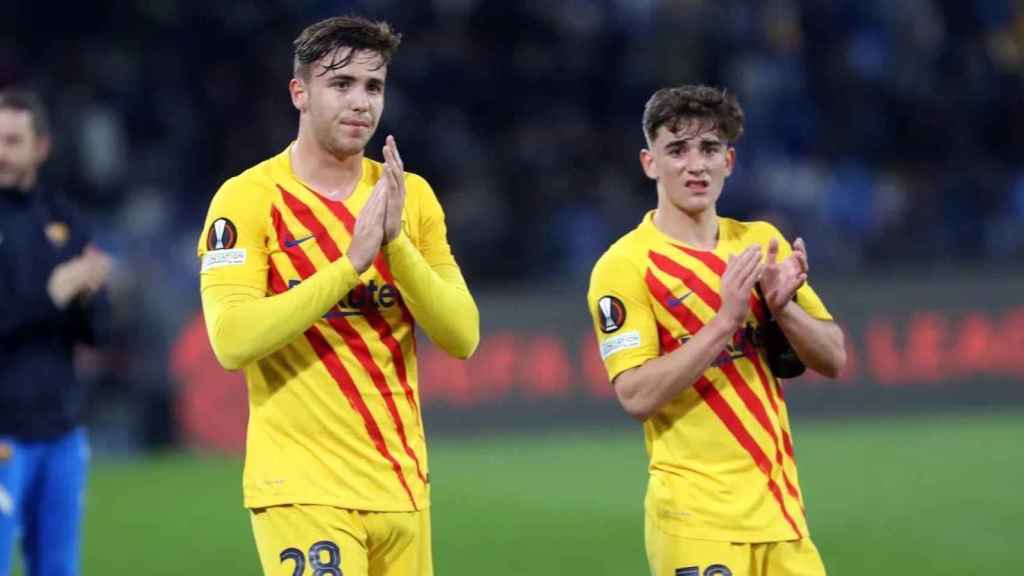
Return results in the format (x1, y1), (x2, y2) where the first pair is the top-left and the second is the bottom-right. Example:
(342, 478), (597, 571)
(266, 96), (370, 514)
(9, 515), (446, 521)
(171, 273), (1024, 453)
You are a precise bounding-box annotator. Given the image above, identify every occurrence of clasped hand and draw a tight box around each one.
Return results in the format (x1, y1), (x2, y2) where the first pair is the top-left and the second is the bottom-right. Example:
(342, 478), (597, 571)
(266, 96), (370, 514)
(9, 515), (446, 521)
(349, 135), (406, 274)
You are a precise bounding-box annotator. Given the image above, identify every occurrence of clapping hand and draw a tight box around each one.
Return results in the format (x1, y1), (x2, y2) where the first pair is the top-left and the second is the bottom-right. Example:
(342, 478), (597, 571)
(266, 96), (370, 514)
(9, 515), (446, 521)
(759, 237), (808, 314)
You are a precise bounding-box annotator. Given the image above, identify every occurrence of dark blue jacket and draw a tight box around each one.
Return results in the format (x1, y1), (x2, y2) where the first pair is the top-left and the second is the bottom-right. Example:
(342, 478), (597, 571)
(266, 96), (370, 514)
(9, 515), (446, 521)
(0, 185), (109, 440)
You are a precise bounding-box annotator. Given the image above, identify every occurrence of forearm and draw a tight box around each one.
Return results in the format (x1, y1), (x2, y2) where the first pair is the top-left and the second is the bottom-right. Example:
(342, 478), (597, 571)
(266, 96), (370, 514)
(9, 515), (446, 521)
(614, 317), (736, 421)
(382, 234), (479, 359)
(201, 258), (361, 370)
(774, 302), (846, 378)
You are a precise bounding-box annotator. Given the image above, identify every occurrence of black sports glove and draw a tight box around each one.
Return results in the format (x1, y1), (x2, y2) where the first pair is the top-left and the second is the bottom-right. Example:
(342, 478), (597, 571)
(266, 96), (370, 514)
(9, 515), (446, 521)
(755, 285), (806, 379)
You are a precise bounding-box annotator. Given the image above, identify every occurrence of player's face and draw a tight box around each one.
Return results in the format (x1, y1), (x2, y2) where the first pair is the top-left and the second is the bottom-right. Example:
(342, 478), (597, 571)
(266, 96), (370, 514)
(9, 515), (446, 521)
(0, 108), (48, 190)
(640, 121), (735, 216)
(299, 48), (386, 159)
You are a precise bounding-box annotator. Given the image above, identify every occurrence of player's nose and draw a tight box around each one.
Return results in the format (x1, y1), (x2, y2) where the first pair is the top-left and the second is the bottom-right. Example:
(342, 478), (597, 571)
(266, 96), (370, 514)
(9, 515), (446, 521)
(348, 88), (370, 112)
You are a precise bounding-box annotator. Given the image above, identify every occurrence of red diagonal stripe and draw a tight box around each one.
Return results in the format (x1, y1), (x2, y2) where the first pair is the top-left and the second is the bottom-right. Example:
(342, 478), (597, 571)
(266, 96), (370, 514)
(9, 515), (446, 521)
(328, 309), (426, 485)
(648, 262), (802, 534)
(748, 352), (795, 463)
(649, 250), (721, 310)
(693, 376), (802, 538)
(645, 269), (704, 334)
(268, 262), (417, 508)
(300, 182), (418, 337)
(296, 183), (393, 280)
(657, 322), (679, 354)
(669, 245), (767, 323)
(748, 351), (801, 510)
(680, 246), (788, 464)
(273, 200), (425, 484)
(673, 245), (726, 275)
(719, 361), (802, 505)
(278, 185), (419, 416)
(270, 206), (424, 496)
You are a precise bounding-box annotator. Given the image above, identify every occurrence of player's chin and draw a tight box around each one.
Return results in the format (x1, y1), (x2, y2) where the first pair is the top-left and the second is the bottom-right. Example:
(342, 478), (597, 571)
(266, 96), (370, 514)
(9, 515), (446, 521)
(329, 135), (371, 158)
(670, 193), (714, 213)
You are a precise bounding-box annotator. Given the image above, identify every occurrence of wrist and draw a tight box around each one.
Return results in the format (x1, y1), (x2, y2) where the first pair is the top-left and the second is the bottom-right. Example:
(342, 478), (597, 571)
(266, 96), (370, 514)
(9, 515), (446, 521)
(349, 251), (372, 274)
(772, 299), (800, 321)
(707, 314), (741, 340)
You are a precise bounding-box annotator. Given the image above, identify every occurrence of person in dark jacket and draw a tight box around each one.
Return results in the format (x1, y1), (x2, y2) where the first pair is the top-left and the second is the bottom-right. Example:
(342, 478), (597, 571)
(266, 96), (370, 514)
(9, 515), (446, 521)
(0, 89), (111, 576)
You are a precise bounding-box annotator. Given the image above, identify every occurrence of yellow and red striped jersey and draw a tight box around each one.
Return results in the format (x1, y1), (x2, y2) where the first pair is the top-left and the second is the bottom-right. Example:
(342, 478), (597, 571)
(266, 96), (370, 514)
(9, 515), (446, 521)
(197, 146), (473, 513)
(588, 211), (833, 543)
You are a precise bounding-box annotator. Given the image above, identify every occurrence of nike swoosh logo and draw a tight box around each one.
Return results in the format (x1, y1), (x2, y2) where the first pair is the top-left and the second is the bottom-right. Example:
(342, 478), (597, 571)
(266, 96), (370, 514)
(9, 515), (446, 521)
(667, 290), (694, 308)
(285, 235), (314, 248)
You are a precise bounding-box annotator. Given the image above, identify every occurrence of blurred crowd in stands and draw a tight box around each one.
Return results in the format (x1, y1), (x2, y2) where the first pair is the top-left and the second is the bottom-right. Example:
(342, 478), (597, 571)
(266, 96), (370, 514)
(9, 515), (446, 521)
(4, 0), (1023, 446)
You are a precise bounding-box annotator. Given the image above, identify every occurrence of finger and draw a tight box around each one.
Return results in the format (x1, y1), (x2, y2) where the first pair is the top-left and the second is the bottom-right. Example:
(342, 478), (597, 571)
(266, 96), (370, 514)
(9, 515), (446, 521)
(741, 264), (764, 292)
(795, 250), (809, 274)
(767, 238), (779, 264)
(733, 251), (760, 285)
(793, 237), (806, 255)
(387, 135), (404, 170)
(382, 144), (402, 192)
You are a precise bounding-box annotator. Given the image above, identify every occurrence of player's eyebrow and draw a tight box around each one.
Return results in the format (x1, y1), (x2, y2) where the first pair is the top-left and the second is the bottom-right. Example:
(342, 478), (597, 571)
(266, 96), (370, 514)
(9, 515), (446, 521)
(663, 136), (724, 150)
(325, 72), (386, 85)
(325, 74), (357, 83)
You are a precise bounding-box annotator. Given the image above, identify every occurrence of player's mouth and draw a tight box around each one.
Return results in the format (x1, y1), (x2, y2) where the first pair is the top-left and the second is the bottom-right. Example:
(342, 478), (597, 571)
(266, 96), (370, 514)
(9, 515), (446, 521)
(685, 179), (709, 192)
(341, 119), (371, 129)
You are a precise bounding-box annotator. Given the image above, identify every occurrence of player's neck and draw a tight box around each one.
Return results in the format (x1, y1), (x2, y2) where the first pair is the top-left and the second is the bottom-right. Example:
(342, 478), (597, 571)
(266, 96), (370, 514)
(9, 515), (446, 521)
(653, 203), (719, 251)
(289, 133), (364, 201)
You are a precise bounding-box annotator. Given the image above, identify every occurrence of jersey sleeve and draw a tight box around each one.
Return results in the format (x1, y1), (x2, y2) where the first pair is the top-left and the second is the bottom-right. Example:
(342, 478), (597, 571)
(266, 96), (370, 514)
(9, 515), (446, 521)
(762, 223), (833, 322)
(382, 173), (479, 359)
(587, 249), (661, 383)
(196, 176), (270, 291)
(196, 177), (362, 370)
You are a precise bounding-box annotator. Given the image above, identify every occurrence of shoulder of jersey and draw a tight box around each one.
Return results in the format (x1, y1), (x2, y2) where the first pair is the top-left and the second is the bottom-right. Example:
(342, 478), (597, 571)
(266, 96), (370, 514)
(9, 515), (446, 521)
(591, 225), (647, 279)
(721, 217), (780, 242)
(363, 158), (432, 199)
(216, 158), (281, 202)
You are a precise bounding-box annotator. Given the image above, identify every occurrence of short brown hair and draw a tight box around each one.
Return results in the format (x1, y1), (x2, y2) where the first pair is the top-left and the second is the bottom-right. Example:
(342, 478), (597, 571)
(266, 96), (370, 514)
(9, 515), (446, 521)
(0, 88), (49, 137)
(293, 16), (402, 80)
(642, 85), (744, 145)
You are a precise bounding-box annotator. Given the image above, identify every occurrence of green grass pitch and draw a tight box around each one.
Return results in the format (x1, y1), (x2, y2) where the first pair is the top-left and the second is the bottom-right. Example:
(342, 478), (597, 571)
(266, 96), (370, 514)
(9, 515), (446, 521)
(17, 410), (1018, 575)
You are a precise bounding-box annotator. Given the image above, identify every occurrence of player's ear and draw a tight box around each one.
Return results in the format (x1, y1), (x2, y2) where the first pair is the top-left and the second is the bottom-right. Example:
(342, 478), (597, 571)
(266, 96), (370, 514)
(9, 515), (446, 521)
(639, 148), (658, 181)
(289, 77), (308, 113)
(723, 146), (736, 177)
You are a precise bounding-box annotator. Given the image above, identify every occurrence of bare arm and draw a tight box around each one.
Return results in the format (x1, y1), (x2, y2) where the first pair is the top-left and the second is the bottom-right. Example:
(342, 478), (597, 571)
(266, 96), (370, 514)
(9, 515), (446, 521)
(614, 315), (735, 421)
(760, 236), (846, 378)
(613, 245), (764, 421)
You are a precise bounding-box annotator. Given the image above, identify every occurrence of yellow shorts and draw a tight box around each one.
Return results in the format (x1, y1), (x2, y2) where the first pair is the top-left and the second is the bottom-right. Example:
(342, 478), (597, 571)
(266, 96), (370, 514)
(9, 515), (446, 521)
(250, 504), (432, 576)
(645, 514), (826, 576)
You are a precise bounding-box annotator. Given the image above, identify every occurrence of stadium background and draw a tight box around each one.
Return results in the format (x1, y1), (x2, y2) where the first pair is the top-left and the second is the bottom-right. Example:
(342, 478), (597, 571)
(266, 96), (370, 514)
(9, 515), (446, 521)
(5, 1), (1023, 574)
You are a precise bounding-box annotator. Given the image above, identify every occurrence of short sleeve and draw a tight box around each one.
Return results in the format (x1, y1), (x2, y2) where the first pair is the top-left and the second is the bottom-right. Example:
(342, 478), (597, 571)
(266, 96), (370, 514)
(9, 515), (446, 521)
(762, 223), (833, 322)
(197, 177), (270, 292)
(587, 249), (661, 382)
